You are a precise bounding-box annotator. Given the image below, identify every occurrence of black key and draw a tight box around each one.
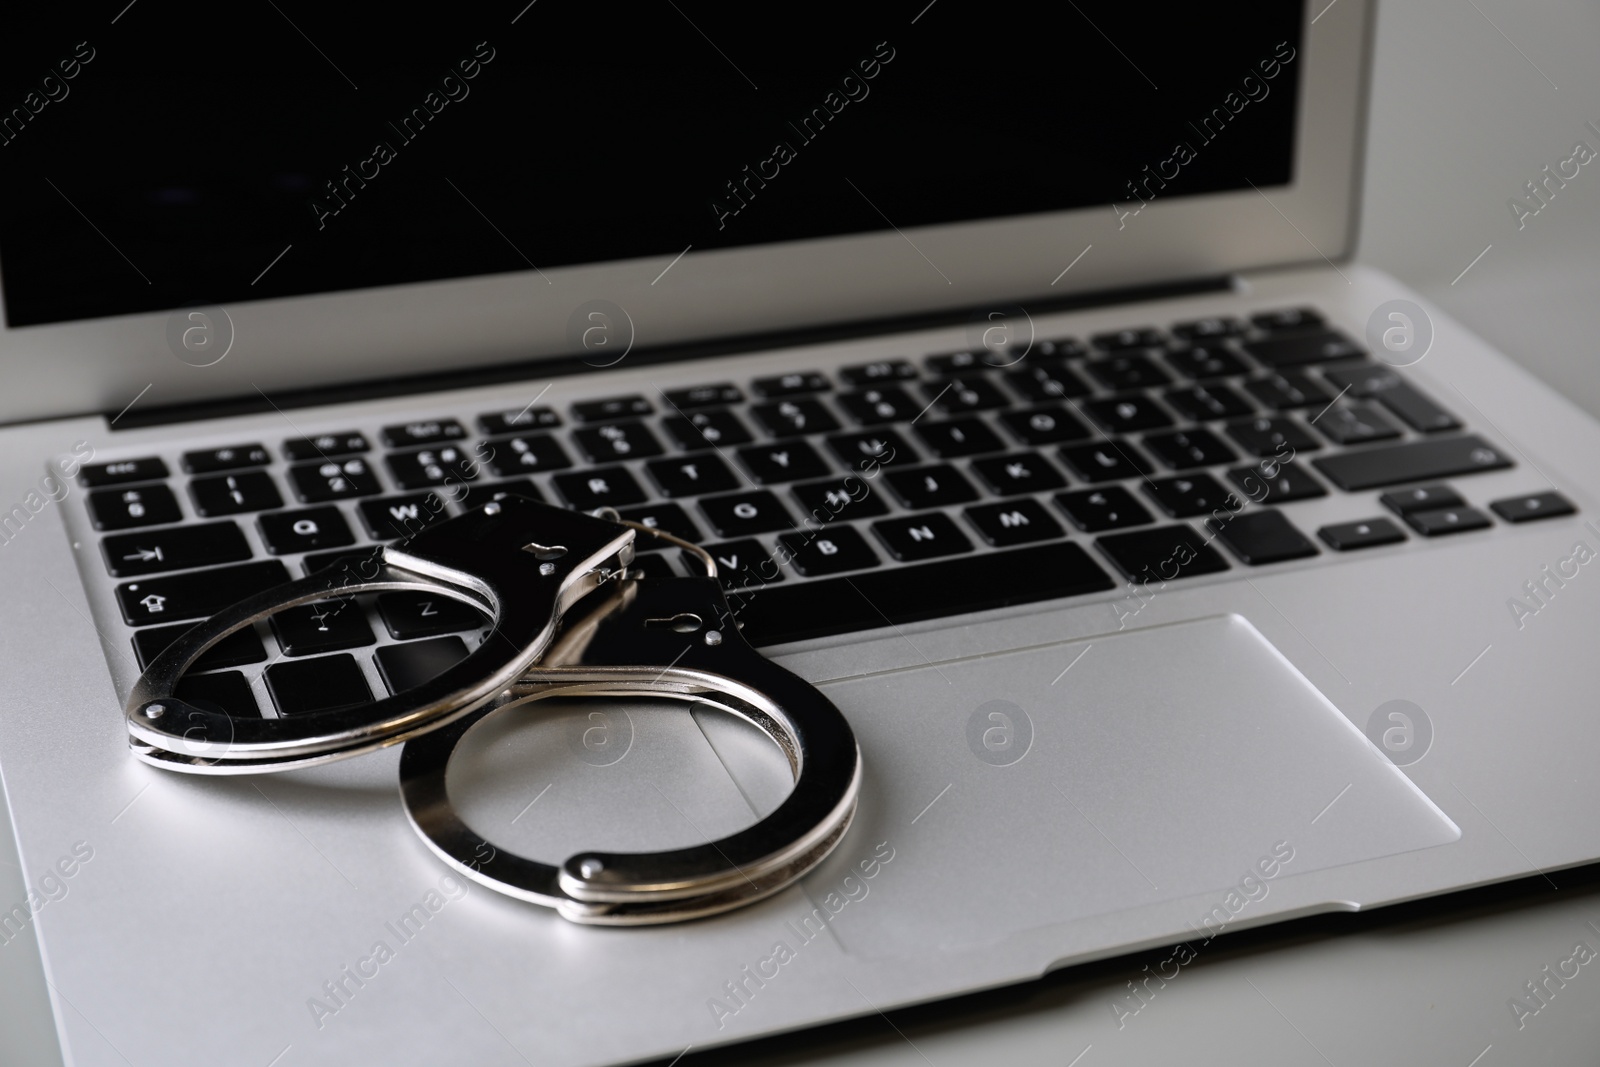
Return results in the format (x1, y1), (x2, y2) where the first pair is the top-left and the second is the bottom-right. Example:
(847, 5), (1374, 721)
(116, 560), (290, 626)
(840, 360), (917, 386)
(377, 592), (486, 639)
(478, 407), (561, 436)
(1313, 403), (1402, 446)
(965, 499), (1064, 546)
(359, 493), (449, 540)
(791, 478), (890, 524)
(1095, 525), (1231, 583)
(827, 430), (918, 471)
(1245, 372), (1331, 410)
(727, 542), (1114, 645)
(1057, 440), (1153, 482)
(1142, 429), (1237, 470)
(181, 444), (270, 473)
(1054, 487), (1154, 532)
(1226, 416), (1321, 458)
(998, 406), (1090, 445)
(1143, 474), (1239, 518)
(645, 454), (741, 497)
(922, 376), (1009, 414)
(1491, 491), (1576, 524)
(1319, 518), (1407, 551)
(694, 539), (784, 590)
(1207, 510), (1318, 565)
(302, 547), (382, 577)
(270, 599), (376, 656)
(283, 432), (369, 461)
(1032, 338), (1090, 360)
(1163, 384), (1254, 421)
(751, 371), (830, 397)
(884, 465), (980, 509)
(552, 466), (647, 509)
(1086, 354), (1171, 390)
(189, 471), (283, 516)
(664, 383), (743, 410)
(663, 410), (754, 450)
(482, 433), (572, 476)
(265, 654), (372, 716)
(456, 479), (543, 509)
(88, 484), (183, 530)
(737, 440), (832, 484)
(78, 457), (169, 487)
(1240, 330), (1364, 368)
(1227, 462), (1327, 504)
(1404, 506), (1493, 537)
(775, 526), (882, 576)
(915, 417), (1007, 457)
(386, 445), (482, 490)
(1312, 435), (1513, 491)
(1164, 346), (1250, 381)
(1091, 327), (1163, 351)
(837, 387), (918, 425)
(700, 490), (794, 537)
(618, 503), (702, 549)
(259, 508), (356, 559)
(376, 636), (471, 694)
(926, 350), (992, 375)
(1251, 307), (1324, 333)
(872, 512), (973, 561)
(1171, 317), (1244, 342)
(574, 422), (665, 462)
(752, 398), (840, 436)
(1379, 484), (1465, 515)
(972, 453), (1067, 496)
(133, 622), (267, 671)
(627, 554), (676, 579)
(573, 395), (652, 422)
(289, 457), (382, 501)
(1083, 395), (1174, 433)
(1321, 365), (1461, 433)
(175, 671), (260, 719)
(380, 419), (466, 448)
(102, 522), (251, 577)
(1006, 363), (1093, 402)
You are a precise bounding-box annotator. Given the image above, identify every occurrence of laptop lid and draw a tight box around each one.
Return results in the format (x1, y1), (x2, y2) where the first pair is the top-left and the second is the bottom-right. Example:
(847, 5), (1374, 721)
(0, 0), (1368, 424)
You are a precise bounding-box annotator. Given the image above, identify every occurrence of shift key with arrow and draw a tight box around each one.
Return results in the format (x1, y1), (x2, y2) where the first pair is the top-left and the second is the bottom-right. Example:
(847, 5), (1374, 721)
(100, 522), (253, 577)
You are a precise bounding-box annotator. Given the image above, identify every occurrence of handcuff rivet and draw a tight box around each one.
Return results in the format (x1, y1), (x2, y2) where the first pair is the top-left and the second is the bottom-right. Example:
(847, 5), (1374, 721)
(704, 631), (723, 646)
(483, 502), (501, 515)
(539, 562), (556, 576)
(146, 704), (165, 719)
(579, 858), (604, 878)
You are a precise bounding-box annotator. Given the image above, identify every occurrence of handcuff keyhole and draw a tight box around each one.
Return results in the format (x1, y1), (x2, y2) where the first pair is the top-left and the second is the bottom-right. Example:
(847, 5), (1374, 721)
(522, 542), (568, 561)
(645, 612), (702, 634)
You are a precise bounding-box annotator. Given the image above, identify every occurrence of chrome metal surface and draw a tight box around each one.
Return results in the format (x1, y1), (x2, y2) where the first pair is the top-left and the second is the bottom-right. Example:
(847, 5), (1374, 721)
(124, 496), (634, 772)
(399, 575), (863, 925)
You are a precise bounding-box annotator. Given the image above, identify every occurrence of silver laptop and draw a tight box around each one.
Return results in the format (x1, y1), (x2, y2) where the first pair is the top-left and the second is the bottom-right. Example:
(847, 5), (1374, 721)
(4, 1), (1598, 1063)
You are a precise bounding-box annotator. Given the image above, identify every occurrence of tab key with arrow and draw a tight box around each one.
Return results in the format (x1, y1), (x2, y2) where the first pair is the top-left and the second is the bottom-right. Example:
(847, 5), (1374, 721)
(100, 522), (253, 577)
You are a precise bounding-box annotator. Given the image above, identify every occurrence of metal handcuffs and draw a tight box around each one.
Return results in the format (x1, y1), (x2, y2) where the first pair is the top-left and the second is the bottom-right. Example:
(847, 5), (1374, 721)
(124, 495), (862, 924)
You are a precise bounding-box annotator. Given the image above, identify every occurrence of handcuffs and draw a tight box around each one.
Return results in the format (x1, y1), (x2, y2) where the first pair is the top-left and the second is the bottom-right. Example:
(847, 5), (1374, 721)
(124, 495), (862, 925)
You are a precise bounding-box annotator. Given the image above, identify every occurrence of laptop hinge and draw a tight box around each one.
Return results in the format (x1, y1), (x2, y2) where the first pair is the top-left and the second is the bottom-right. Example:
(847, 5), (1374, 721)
(109, 273), (1234, 430)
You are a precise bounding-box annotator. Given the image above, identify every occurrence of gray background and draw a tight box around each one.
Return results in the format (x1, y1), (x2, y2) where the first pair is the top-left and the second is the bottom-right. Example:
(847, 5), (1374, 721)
(5, 0), (1600, 1063)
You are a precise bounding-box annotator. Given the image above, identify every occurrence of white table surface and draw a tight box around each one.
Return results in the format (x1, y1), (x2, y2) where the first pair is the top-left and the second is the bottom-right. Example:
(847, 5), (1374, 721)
(6, 1), (1600, 1063)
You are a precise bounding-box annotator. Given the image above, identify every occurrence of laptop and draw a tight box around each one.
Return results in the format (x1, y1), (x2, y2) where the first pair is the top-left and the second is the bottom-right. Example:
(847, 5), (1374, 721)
(3, 0), (1598, 1063)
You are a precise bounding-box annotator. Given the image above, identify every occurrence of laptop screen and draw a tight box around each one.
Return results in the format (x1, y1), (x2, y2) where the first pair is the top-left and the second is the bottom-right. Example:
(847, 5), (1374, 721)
(0, 2), (1301, 328)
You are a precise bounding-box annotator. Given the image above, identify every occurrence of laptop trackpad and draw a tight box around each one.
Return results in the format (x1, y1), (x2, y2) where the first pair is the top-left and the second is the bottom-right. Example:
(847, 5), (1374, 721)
(779, 614), (1460, 957)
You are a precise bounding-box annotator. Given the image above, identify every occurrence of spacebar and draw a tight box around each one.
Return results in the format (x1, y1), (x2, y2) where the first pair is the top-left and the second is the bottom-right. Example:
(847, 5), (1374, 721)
(732, 542), (1116, 647)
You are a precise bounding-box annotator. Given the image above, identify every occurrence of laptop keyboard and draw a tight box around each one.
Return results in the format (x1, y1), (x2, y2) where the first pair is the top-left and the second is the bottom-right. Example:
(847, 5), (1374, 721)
(69, 305), (1578, 720)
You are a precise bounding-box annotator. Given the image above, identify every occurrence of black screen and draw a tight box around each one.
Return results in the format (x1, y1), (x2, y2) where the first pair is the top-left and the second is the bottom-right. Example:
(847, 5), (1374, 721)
(0, 2), (1302, 327)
